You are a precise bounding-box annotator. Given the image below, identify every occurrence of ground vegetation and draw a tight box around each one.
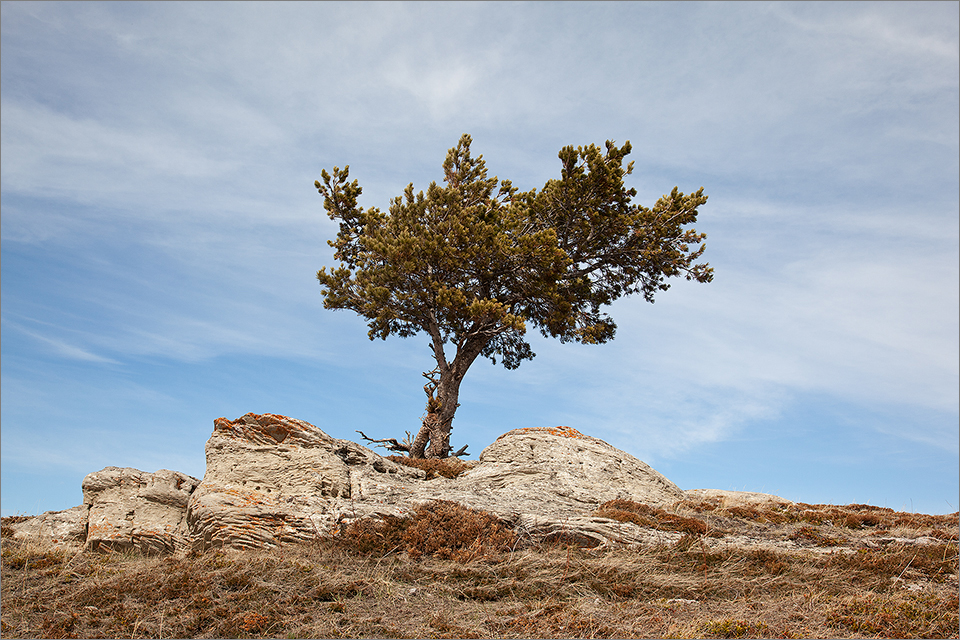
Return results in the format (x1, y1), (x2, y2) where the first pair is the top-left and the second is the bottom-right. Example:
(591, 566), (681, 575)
(4, 500), (956, 638)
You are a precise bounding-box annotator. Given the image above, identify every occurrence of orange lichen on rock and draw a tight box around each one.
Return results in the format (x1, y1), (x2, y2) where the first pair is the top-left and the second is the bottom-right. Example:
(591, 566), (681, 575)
(217, 487), (277, 510)
(213, 413), (318, 446)
(498, 426), (586, 440)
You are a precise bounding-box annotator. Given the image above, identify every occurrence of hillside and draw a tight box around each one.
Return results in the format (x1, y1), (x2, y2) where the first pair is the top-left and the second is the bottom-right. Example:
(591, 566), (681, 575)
(2, 496), (957, 639)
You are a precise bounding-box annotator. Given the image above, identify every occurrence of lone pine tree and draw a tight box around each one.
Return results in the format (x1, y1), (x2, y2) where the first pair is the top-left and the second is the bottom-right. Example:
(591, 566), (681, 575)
(316, 134), (713, 458)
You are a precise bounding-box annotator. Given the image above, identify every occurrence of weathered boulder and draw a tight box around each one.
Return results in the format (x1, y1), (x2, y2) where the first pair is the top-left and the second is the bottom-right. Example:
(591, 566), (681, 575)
(186, 413), (424, 550)
(9, 505), (88, 548)
(83, 467), (200, 554)
(455, 425), (685, 511)
(399, 426), (687, 544)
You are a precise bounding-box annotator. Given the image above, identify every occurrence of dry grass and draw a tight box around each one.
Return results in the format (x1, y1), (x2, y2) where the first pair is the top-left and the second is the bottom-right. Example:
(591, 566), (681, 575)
(385, 456), (475, 479)
(675, 498), (959, 537)
(331, 500), (517, 561)
(3, 500), (957, 638)
(596, 499), (711, 536)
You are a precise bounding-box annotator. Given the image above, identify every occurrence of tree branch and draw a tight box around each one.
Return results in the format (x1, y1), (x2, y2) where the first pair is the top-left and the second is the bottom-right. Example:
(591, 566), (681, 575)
(356, 430), (412, 454)
(425, 309), (450, 375)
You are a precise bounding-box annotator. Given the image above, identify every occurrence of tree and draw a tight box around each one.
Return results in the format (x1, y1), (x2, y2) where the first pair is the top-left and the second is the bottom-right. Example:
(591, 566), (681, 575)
(316, 134), (713, 459)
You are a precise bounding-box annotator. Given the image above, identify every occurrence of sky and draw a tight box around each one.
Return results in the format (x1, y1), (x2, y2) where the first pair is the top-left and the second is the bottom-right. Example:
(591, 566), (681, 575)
(2, 1), (957, 517)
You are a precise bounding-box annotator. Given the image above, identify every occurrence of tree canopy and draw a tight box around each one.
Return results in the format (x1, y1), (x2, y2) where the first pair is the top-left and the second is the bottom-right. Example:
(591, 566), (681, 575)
(316, 134), (712, 458)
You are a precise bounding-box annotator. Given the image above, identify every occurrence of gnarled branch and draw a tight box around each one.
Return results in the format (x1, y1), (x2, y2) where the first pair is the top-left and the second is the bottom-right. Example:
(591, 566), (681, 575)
(356, 430), (412, 454)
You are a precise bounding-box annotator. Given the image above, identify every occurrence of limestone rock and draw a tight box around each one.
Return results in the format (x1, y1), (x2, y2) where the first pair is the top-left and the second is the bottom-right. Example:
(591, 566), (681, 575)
(187, 413), (424, 550)
(685, 488), (793, 509)
(83, 466), (200, 554)
(469, 425), (683, 508)
(510, 514), (685, 548)
(401, 426), (685, 523)
(9, 505), (88, 548)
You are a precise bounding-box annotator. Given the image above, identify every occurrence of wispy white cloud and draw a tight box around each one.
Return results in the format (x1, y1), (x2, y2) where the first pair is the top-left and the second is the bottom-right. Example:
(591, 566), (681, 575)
(0, 100), (239, 192)
(772, 2), (959, 62)
(3, 318), (120, 364)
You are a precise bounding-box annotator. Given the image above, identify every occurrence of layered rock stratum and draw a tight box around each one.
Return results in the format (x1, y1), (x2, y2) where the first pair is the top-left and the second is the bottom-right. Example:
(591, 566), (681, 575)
(10, 413), (780, 552)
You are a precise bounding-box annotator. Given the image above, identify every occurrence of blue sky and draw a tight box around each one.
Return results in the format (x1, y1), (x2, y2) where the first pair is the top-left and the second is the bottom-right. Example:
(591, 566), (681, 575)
(2, 1), (957, 517)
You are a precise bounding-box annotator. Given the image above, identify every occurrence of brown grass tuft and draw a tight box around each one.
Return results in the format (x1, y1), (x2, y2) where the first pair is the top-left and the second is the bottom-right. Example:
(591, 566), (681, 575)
(596, 499), (709, 536)
(334, 500), (518, 561)
(386, 455), (473, 479)
(789, 525), (841, 547)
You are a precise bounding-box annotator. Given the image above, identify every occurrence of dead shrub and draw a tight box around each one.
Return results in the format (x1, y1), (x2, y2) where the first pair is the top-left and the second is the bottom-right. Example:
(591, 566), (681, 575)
(334, 500), (517, 561)
(485, 602), (619, 638)
(906, 542), (959, 579)
(3, 502), (957, 639)
(596, 499), (709, 536)
(333, 514), (408, 556)
(674, 533), (700, 552)
(237, 611), (273, 635)
(835, 507), (891, 530)
(308, 579), (369, 601)
(661, 513), (709, 535)
(546, 607), (620, 638)
(221, 568), (256, 591)
(724, 505), (763, 521)
(402, 500), (517, 561)
(458, 585), (507, 601)
(428, 611), (483, 638)
(893, 511), (959, 531)
(386, 455), (471, 479)
(541, 530), (605, 548)
(842, 513), (865, 529)
(676, 498), (718, 512)
(588, 567), (638, 598)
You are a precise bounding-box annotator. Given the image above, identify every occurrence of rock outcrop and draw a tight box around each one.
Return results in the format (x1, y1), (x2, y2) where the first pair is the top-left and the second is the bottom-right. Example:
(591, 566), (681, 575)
(685, 488), (793, 509)
(387, 425), (687, 545)
(7, 505), (88, 547)
(455, 425), (686, 513)
(187, 413), (423, 549)
(9, 413), (692, 552)
(83, 467), (200, 554)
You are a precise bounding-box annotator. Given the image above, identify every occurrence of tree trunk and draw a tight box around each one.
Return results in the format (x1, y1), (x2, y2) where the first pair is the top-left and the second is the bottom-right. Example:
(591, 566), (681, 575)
(409, 327), (485, 458)
(409, 368), (464, 458)
(423, 413), (451, 458)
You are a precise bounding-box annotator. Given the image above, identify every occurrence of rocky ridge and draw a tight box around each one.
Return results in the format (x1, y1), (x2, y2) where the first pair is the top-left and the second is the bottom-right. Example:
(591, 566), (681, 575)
(9, 412), (874, 554)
